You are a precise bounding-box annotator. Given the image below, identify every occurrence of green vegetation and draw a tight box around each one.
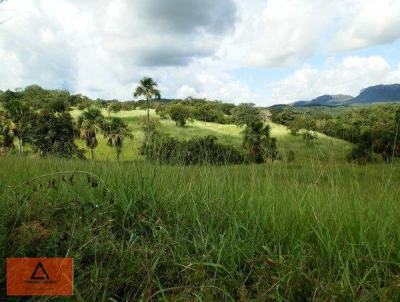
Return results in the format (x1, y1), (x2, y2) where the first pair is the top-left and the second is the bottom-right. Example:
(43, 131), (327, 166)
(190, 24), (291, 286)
(134, 77), (161, 134)
(1, 84), (399, 300)
(141, 133), (244, 165)
(0, 158), (399, 300)
(271, 104), (400, 163)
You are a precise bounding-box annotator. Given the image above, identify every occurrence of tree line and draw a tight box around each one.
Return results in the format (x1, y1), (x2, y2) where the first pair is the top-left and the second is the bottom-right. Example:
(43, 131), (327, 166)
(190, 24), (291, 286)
(271, 105), (400, 163)
(0, 80), (280, 164)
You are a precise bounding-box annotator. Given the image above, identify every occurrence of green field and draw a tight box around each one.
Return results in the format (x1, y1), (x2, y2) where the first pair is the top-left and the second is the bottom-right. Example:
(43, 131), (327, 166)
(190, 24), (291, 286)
(70, 109), (353, 163)
(0, 110), (399, 301)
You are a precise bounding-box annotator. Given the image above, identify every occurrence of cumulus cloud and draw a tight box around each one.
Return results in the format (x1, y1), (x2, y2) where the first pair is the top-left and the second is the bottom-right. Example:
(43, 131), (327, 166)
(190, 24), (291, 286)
(0, 0), (238, 98)
(237, 0), (400, 68)
(241, 0), (336, 67)
(1, 0), (400, 104)
(270, 56), (400, 103)
(174, 73), (251, 102)
(333, 0), (400, 51)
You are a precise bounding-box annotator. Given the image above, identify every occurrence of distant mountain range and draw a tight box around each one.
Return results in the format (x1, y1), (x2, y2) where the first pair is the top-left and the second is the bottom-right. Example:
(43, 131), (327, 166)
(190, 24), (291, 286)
(288, 84), (400, 107)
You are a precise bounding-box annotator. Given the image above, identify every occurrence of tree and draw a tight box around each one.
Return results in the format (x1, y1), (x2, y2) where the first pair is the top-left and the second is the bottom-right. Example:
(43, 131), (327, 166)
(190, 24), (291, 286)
(101, 118), (132, 161)
(133, 77), (161, 134)
(231, 103), (261, 127)
(0, 90), (30, 153)
(193, 102), (224, 124)
(243, 122), (279, 163)
(78, 108), (104, 160)
(23, 111), (82, 158)
(107, 101), (122, 117)
(0, 111), (14, 152)
(168, 104), (192, 127)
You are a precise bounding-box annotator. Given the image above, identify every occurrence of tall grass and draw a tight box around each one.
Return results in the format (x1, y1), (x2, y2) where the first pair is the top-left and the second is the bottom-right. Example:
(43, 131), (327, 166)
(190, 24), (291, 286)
(0, 157), (399, 301)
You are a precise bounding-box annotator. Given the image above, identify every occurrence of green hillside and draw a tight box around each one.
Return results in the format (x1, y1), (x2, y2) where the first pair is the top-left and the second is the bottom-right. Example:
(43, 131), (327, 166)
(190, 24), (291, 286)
(70, 109), (352, 163)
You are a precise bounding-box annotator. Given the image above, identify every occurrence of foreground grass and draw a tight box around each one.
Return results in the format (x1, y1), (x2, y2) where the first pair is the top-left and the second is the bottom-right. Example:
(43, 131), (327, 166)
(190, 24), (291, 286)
(0, 157), (399, 301)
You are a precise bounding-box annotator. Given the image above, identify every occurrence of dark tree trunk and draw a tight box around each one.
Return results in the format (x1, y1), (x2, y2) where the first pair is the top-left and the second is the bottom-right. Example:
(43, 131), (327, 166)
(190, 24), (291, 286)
(116, 149), (121, 162)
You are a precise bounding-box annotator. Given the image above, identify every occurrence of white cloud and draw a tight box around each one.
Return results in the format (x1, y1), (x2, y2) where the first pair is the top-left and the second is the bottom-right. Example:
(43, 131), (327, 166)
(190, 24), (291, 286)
(270, 56), (400, 103)
(240, 0), (336, 67)
(333, 0), (400, 51)
(0, 0), (238, 99)
(1, 0), (400, 104)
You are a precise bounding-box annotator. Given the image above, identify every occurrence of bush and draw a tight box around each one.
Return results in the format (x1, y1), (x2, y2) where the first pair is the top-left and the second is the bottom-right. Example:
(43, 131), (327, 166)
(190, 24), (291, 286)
(243, 122), (280, 163)
(140, 117), (161, 132)
(168, 104), (192, 127)
(347, 145), (384, 164)
(286, 150), (295, 162)
(303, 130), (318, 144)
(140, 132), (244, 165)
(23, 111), (84, 158)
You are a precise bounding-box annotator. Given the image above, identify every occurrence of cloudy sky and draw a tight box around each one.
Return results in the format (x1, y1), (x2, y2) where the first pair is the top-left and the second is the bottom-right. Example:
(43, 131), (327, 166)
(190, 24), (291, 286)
(1, 0), (400, 105)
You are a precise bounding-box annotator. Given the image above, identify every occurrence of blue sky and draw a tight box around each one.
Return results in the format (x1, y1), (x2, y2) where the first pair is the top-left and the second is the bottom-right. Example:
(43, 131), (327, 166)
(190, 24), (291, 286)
(1, 0), (400, 105)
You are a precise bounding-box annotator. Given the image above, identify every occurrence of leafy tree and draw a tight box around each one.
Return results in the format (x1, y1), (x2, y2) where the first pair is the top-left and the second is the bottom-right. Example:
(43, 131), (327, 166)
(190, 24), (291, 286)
(155, 104), (169, 119)
(133, 77), (161, 133)
(0, 111), (14, 152)
(192, 102), (224, 124)
(23, 111), (82, 157)
(0, 90), (30, 152)
(168, 104), (192, 127)
(78, 108), (104, 160)
(46, 98), (70, 113)
(95, 98), (108, 110)
(101, 118), (132, 161)
(243, 122), (279, 163)
(231, 103), (261, 127)
(107, 101), (122, 116)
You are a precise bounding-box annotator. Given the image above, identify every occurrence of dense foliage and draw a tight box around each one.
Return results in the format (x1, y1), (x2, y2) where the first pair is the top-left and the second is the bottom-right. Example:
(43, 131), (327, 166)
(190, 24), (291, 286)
(271, 104), (400, 163)
(243, 122), (280, 163)
(141, 132), (245, 165)
(155, 99), (261, 126)
(22, 111), (83, 158)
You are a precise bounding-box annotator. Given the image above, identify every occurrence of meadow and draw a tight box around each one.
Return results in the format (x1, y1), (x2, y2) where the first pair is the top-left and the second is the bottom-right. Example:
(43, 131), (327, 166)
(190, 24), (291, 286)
(70, 109), (353, 163)
(0, 110), (399, 301)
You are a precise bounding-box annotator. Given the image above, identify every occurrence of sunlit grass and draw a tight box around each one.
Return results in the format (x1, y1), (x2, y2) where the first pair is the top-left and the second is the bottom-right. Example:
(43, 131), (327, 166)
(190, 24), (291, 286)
(72, 109), (353, 163)
(0, 157), (399, 300)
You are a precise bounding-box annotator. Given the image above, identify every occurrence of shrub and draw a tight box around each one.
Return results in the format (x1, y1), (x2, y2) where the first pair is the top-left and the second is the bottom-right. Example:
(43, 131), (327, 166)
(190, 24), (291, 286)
(140, 117), (161, 132)
(140, 132), (244, 165)
(303, 130), (318, 144)
(243, 122), (280, 163)
(347, 145), (384, 164)
(23, 111), (84, 158)
(168, 104), (192, 127)
(286, 150), (296, 162)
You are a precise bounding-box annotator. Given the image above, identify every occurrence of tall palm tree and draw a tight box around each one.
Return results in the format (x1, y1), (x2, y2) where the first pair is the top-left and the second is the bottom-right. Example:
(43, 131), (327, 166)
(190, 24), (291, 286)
(133, 77), (161, 134)
(102, 117), (132, 161)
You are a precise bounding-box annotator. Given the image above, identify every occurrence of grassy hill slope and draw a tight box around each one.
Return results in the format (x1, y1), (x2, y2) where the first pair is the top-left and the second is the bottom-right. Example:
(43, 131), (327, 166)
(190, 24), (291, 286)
(71, 109), (352, 163)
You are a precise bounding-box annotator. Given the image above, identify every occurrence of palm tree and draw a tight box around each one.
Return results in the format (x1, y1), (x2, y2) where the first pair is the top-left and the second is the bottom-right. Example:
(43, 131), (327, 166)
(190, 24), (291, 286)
(102, 117), (132, 161)
(133, 77), (161, 133)
(78, 107), (103, 160)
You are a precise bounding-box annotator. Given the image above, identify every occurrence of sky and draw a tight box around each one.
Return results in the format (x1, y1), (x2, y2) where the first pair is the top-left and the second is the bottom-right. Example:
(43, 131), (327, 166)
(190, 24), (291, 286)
(1, 0), (400, 106)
